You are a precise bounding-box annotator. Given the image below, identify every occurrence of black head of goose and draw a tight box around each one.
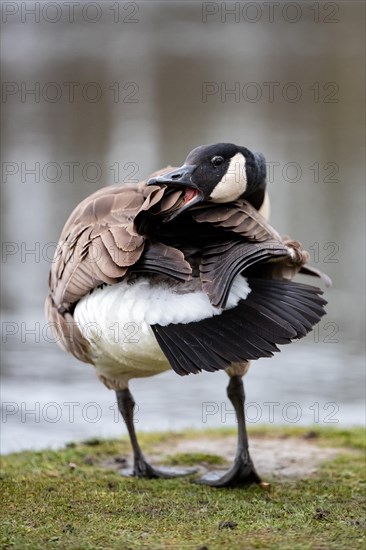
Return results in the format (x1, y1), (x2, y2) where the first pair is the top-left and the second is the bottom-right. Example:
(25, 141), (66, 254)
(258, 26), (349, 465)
(46, 143), (330, 487)
(147, 142), (268, 217)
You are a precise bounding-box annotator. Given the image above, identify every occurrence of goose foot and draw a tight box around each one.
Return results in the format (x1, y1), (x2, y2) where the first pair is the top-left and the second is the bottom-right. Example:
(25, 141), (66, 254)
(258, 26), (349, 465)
(194, 453), (263, 488)
(194, 374), (269, 489)
(116, 388), (197, 480)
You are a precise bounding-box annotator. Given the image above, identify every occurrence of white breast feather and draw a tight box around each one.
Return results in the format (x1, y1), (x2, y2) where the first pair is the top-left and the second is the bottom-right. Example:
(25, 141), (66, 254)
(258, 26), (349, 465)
(73, 274), (251, 383)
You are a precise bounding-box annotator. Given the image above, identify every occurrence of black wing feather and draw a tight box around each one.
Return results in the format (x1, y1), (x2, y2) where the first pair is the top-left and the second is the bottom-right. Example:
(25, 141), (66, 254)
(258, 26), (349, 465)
(200, 239), (290, 308)
(152, 278), (327, 376)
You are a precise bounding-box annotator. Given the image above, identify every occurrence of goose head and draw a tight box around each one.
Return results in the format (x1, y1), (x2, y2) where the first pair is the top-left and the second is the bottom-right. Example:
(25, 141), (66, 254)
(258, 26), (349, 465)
(147, 142), (267, 218)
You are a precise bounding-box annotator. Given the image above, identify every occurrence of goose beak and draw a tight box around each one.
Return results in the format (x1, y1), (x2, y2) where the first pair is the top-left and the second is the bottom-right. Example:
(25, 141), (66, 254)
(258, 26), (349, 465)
(147, 165), (203, 220)
(147, 165), (196, 187)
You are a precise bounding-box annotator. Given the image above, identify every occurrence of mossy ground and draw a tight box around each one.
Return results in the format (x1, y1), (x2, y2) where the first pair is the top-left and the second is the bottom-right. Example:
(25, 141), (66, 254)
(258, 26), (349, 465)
(1, 426), (365, 550)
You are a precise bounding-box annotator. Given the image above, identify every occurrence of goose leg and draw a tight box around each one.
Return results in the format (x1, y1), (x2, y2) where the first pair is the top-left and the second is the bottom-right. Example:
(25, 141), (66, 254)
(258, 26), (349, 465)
(116, 388), (196, 479)
(196, 375), (266, 488)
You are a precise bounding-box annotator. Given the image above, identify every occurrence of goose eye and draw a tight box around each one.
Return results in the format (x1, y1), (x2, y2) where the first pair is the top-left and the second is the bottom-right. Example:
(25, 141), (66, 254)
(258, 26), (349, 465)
(211, 156), (224, 167)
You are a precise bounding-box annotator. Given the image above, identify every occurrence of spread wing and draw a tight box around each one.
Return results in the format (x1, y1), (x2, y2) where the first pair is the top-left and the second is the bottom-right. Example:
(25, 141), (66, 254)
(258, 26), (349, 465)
(152, 278), (327, 376)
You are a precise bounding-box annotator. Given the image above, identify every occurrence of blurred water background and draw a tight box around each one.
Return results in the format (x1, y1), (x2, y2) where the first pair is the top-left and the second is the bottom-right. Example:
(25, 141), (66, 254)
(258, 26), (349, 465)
(1, 1), (365, 453)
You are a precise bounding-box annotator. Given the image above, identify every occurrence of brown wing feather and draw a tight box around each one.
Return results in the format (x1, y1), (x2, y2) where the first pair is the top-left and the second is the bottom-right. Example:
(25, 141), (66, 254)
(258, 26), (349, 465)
(49, 184), (148, 308)
(192, 199), (281, 242)
(192, 199), (329, 291)
(46, 169), (191, 363)
(46, 184), (151, 362)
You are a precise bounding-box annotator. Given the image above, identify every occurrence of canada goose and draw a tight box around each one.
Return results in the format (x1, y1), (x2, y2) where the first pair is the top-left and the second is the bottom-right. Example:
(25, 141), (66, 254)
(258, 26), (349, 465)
(46, 143), (330, 488)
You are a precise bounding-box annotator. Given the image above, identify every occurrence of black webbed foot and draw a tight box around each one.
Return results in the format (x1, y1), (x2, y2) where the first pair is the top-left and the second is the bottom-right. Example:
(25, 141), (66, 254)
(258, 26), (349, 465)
(194, 451), (262, 488)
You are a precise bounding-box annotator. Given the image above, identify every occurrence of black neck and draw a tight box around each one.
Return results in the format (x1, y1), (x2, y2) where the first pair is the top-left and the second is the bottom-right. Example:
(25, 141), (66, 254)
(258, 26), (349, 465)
(245, 188), (265, 211)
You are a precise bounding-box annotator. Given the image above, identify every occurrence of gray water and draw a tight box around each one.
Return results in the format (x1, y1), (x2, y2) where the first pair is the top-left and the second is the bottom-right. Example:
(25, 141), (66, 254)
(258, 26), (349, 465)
(1, 1), (365, 454)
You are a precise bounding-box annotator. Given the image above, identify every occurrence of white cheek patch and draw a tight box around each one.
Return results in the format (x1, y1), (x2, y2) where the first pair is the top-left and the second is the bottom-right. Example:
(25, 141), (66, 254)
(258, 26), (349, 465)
(210, 152), (247, 203)
(258, 191), (270, 221)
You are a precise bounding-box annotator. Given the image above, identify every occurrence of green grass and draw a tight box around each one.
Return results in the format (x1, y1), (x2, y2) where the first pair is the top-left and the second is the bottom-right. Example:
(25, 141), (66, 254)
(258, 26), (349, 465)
(1, 426), (365, 550)
(162, 452), (225, 467)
